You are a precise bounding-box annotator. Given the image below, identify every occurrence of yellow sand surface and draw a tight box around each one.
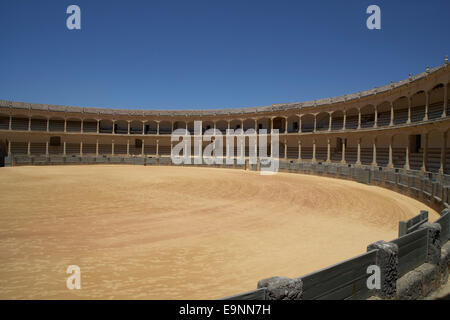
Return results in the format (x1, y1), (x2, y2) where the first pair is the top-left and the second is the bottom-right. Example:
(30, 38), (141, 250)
(0, 165), (439, 299)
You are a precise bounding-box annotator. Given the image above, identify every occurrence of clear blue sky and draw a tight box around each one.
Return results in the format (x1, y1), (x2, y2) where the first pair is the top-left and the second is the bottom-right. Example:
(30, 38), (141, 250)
(1, 0), (449, 110)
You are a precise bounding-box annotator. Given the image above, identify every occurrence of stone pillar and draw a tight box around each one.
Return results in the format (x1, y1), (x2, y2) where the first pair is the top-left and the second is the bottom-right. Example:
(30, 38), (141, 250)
(156, 139), (159, 157)
(45, 141), (49, 156)
(407, 97), (412, 124)
(367, 241), (399, 299)
(241, 119), (244, 132)
(356, 137), (361, 165)
(439, 131), (447, 174)
(112, 120), (116, 134)
(81, 119), (84, 133)
(343, 111), (347, 130)
(285, 118), (288, 134)
(96, 140), (99, 157)
(358, 109), (361, 129)
(127, 139), (130, 155)
(63, 141), (66, 156)
(326, 138), (331, 163)
(97, 120), (100, 134)
(388, 135), (394, 168)
(372, 137), (377, 167)
(284, 139), (287, 160)
(46, 118), (49, 132)
(404, 135), (410, 170)
(27, 141), (30, 155)
(64, 119), (67, 133)
(127, 121), (130, 135)
(8, 115), (11, 130)
(443, 85), (448, 118)
(422, 132), (428, 172)
(419, 223), (441, 265)
(270, 118), (274, 134)
(80, 141), (83, 156)
(112, 140), (115, 156)
(341, 138), (346, 164)
(424, 91), (429, 121)
(298, 115), (302, 133)
(313, 115), (317, 132)
(312, 139), (316, 163)
(328, 114), (332, 131)
(28, 117), (31, 131)
(157, 122), (160, 135)
(257, 276), (303, 300)
(8, 140), (11, 155)
(142, 140), (145, 156)
(389, 102), (394, 126)
(298, 140), (302, 161)
(142, 122), (145, 135)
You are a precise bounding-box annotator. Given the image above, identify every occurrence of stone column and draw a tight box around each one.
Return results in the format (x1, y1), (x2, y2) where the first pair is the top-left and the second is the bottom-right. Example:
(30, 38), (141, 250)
(358, 109), (361, 129)
(404, 135), (410, 170)
(241, 119), (244, 132)
(356, 137), (361, 165)
(313, 115), (317, 132)
(285, 118), (288, 134)
(422, 132), (428, 172)
(407, 97), (412, 124)
(64, 119), (67, 133)
(97, 120), (100, 134)
(254, 119), (258, 133)
(284, 139), (287, 160)
(343, 111), (347, 130)
(46, 118), (49, 132)
(388, 135), (394, 168)
(389, 102), (394, 126)
(63, 141), (66, 156)
(8, 140), (11, 155)
(46, 141), (49, 156)
(270, 118), (274, 134)
(127, 139), (130, 156)
(439, 131), (447, 174)
(80, 141), (83, 156)
(298, 139), (302, 161)
(112, 140), (115, 156)
(372, 137), (377, 167)
(96, 140), (99, 157)
(127, 121), (130, 135)
(81, 119), (84, 133)
(341, 138), (346, 164)
(112, 120), (116, 134)
(443, 85), (448, 118)
(157, 122), (160, 135)
(28, 117), (31, 131)
(312, 139), (316, 163)
(326, 138), (331, 163)
(298, 115), (302, 133)
(156, 139), (159, 157)
(424, 91), (429, 121)
(142, 122), (145, 135)
(367, 241), (399, 299)
(142, 140), (145, 156)
(328, 114), (332, 131)
(8, 115), (11, 130)
(27, 141), (30, 155)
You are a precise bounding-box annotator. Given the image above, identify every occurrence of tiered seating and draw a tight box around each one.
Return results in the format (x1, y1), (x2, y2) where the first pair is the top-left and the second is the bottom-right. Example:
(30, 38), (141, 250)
(330, 148), (342, 162)
(49, 119), (64, 132)
(315, 147), (327, 161)
(393, 109), (408, 125)
(392, 148), (406, 168)
(98, 144), (112, 155)
(10, 142), (27, 154)
(144, 144), (156, 155)
(49, 145), (63, 155)
(316, 121), (329, 131)
(30, 143), (46, 155)
(130, 127), (143, 134)
(428, 103), (444, 120)
(159, 128), (172, 135)
(114, 126), (128, 134)
(11, 117), (28, 130)
(287, 147), (298, 159)
(345, 116), (358, 129)
(67, 120), (81, 132)
(301, 147), (313, 160)
(360, 148), (373, 165)
(377, 112), (390, 126)
(409, 152), (423, 171)
(331, 118), (343, 130)
(0, 116), (9, 129)
(114, 144), (127, 155)
(301, 124), (314, 133)
(66, 143), (81, 155)
(344, 147), (357, 163)
(82, 144), (96, 155)
(360, 115), (375, 128)
(411, 106), (425, 122)
(376, 147), (389, 166)
(83, 121), (98, 133)
(159, 146), (171, 155)
(129, 145), (141, 155)
(426, 148), (441, 173)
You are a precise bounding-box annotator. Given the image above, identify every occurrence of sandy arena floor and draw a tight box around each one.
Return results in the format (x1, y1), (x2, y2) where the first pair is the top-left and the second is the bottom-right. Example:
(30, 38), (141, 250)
(0, 165), (439, 299)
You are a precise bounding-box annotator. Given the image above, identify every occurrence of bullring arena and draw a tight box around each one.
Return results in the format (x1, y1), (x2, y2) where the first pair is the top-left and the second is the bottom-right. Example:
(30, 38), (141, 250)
(0, 60), (450, 300)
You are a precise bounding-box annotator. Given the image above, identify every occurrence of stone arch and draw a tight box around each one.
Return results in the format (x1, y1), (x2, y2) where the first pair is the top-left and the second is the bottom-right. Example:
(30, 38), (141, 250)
(316, 112), (330, 131)
(376, 102), (391, 127)
(393, 97), (409, 125)
(410, 90), (426, 122)
(331, 110), (344, 131)
(99, 119), (113, 134)
(345, 108), (358, 130)
(301, 114), (314, 132)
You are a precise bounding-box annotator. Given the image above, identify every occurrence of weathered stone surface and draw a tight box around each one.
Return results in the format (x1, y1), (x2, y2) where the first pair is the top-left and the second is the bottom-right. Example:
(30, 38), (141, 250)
(396, 270), (422, 300)
(419, 222), (441, 265)
(440, 241), (450, 284)
(367, 240), (399, 298)
(257, 276), (303, 300)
